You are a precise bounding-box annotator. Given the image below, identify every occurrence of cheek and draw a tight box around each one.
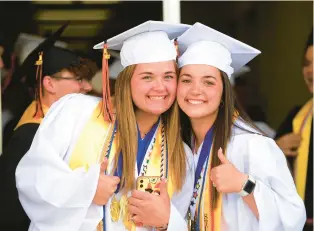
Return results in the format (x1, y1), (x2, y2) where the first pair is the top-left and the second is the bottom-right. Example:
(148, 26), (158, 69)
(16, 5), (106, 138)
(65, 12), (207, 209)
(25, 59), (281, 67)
(176, 84), (189, 104)
(165, 80), (177, 98)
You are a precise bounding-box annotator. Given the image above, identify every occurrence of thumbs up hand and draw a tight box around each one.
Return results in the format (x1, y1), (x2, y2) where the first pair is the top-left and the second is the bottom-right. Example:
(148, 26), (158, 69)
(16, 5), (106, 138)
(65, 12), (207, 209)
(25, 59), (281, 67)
(92, 158), (120, 206)
(128, 178), (170, 228)
(210, 148), (248, 194)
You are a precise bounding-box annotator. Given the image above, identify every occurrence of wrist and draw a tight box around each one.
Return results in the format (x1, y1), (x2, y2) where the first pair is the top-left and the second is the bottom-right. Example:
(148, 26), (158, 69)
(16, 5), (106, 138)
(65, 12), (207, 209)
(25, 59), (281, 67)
(158, 203), (170, 230)
(237, 174), (256, 197)
(237, 172), (248, 192)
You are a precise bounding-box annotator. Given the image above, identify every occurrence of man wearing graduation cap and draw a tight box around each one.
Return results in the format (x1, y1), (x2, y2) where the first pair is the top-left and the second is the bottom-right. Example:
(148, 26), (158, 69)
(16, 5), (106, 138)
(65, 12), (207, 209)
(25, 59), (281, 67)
(275, 29), (313, 231)
(0, 24), (96, 231)
(15, 21), (194, 231)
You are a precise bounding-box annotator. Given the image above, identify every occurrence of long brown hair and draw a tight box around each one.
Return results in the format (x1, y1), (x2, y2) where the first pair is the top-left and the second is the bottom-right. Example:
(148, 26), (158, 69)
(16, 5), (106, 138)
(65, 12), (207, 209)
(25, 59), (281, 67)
(180, 71), (263, 209)
(114, 63), (186, 193)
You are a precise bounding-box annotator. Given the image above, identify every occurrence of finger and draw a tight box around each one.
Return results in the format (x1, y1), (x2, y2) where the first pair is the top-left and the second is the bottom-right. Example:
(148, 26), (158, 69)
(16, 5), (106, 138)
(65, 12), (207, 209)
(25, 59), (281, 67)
(217, 148), (229, 164)
(286, 150), (298, 157)
(128, 197), (143, 207)
(131, 189), (152, 200)
(288, 134), (302, 145)
(210, 167), (218, 180)
(109, 176), (120, 184)
(128, 204), (142, 215)
(100, 158), (109, 173)
(159, 178), (169, 199)
(132, 215), (143, 224)
(103, 175), (120, 187)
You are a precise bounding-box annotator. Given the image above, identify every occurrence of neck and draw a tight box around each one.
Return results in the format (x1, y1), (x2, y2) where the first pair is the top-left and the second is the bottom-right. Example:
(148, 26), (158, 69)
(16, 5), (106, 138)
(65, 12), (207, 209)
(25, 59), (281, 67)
(41, 94), (58, 108)
(191, 111), (218, 151)
(135, 110), (159, 139)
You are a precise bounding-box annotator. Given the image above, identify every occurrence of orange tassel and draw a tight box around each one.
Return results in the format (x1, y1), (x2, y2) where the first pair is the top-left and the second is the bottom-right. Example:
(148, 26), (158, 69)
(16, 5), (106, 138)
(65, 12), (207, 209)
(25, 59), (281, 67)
(34, 51), (44, 118)
(102, 42), (113, 122)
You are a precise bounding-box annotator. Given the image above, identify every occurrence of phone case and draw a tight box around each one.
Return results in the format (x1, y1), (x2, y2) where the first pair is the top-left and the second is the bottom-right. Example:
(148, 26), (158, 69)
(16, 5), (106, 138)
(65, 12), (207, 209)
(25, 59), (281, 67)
(136, 176), (161, 195)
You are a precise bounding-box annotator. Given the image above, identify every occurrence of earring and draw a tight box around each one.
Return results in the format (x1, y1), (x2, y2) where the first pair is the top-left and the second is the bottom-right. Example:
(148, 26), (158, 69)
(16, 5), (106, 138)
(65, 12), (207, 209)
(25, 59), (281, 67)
(220, 100), (224, 107)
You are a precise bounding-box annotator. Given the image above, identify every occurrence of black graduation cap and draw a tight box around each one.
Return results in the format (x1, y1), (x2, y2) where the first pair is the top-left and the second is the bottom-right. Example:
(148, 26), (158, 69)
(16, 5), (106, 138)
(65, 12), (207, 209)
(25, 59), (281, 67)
(25, 46), (81, 88)
(15, 22), (70, 87)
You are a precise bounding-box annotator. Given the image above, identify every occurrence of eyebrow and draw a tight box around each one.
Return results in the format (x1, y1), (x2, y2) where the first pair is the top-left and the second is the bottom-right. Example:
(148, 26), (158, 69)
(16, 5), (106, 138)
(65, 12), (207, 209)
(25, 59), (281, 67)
(180, 73), (216, 79)
(138, 71), (176, 75)
(203, 75), (216, 80)
(138, 72), (154, 75)
(180, 73), (192, 78)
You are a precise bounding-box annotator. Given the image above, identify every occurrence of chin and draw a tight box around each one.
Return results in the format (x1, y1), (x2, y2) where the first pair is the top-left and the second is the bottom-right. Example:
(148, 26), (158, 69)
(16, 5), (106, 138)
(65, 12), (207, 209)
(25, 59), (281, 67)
(180, 109), (206, 119)
(148, 108), (169, 116)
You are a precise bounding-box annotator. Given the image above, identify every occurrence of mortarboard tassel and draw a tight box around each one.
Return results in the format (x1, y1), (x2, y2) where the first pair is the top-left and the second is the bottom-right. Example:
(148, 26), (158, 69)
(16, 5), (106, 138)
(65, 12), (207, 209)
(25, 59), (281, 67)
(102, 42), (113, 122)
(34, 51), (44, 118)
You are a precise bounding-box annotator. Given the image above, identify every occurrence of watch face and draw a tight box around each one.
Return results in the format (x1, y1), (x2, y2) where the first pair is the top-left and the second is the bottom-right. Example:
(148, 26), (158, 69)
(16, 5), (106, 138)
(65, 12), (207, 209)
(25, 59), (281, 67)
(243, 179), (256, 194)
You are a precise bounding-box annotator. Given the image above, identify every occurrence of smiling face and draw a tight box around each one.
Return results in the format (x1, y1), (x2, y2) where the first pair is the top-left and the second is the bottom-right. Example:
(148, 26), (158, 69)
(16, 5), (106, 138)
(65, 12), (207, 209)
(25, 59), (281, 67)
(303, 45), (313, 93)
(130, 61), (177, 116)
(177, 64), (223, 120)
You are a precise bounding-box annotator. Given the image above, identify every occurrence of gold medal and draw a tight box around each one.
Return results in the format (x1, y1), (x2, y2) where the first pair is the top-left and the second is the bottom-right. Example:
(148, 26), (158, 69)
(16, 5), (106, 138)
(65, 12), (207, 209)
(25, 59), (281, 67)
(120, 195), (133, 230)
(110, 195), (120, 222)
(188, 210), (195, 231)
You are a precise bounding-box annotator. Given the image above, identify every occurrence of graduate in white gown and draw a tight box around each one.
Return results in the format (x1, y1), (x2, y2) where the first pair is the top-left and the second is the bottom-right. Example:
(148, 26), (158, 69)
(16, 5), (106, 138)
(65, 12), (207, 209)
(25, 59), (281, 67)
(176, 22), (306, 231)
(15, 21), (194, 231)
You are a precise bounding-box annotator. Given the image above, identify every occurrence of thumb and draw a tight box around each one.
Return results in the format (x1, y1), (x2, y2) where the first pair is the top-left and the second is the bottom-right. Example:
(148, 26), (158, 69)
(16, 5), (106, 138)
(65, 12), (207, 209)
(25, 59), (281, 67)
(100, 158), (109, 173)
(159, 178), (169, 199)
(218, 147), (229, 164)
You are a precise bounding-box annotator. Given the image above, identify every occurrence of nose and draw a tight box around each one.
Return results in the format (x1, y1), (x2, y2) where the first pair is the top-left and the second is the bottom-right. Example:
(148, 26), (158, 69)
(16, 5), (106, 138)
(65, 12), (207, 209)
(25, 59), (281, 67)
(80, 80), (93, 93)
(153, 78), (166, 91)
(189, 81), (202, 95)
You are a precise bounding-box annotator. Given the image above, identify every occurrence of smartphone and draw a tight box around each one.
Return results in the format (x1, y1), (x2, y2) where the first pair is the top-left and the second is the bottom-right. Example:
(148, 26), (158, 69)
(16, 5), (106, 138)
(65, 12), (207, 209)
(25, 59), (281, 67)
(136, 176), (161, 195)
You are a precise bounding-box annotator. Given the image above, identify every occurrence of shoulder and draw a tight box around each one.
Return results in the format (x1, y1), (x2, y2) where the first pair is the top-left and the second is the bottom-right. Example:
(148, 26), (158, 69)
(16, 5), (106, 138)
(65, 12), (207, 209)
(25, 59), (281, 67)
(41, 94), (101, 127)
(50, 93), (101, 112)
(229, 132), (285, 165)
(13, 123), (40, 139)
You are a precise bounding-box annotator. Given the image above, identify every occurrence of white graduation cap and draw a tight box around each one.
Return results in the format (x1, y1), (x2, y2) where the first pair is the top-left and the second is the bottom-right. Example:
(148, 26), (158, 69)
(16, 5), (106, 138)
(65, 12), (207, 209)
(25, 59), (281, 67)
(93, 20), (191, 68)
(14, 33), (67, 65)
(177, 22), (261, 77)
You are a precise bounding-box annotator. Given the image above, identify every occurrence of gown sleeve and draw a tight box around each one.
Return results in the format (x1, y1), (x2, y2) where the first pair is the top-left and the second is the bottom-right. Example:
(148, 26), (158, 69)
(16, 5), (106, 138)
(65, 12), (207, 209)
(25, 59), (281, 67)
(15, 94), (102, 231)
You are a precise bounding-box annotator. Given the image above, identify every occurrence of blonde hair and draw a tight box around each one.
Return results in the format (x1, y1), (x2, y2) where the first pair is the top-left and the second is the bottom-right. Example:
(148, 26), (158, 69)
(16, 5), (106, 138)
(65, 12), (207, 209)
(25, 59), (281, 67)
(113, 63), (186, 192)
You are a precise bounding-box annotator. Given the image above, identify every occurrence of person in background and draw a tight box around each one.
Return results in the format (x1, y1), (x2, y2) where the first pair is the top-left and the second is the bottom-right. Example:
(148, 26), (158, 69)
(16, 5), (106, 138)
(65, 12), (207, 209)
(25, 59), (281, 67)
(0, 23), (96, 231)
(275, 29), (313, 231)
(231, 66), (276, 138)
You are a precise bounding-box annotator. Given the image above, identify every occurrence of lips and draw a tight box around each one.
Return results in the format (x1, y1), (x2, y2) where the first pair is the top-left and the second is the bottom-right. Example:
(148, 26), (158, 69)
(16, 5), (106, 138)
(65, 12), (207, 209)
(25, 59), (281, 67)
(185, 99), (206, 105)
(148, 96), (167, 100)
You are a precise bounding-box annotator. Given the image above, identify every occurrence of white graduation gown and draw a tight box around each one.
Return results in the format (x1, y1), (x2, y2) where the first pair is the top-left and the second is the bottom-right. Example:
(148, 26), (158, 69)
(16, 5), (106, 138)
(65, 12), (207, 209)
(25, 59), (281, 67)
(193, 120), (306, 231)
(16, 93), (194, 231)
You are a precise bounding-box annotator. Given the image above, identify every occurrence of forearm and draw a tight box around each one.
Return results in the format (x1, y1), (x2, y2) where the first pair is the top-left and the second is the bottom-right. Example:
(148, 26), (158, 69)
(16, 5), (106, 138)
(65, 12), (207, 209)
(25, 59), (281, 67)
(242, 192), (259, 219)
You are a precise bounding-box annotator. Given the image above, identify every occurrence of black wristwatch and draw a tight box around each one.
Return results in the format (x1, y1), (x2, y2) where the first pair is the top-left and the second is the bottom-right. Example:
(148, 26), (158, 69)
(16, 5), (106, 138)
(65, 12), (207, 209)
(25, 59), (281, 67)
(237, 174), (256, 197)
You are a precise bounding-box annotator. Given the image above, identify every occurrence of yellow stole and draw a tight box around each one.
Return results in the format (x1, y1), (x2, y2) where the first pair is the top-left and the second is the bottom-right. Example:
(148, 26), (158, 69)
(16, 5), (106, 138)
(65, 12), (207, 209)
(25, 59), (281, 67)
(15, 101), (49, 130)
(192, 115), (240, 231)
(193, 147), (222, 231)
(68, 101), (174, 230)
(293, 98), (313, 200)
